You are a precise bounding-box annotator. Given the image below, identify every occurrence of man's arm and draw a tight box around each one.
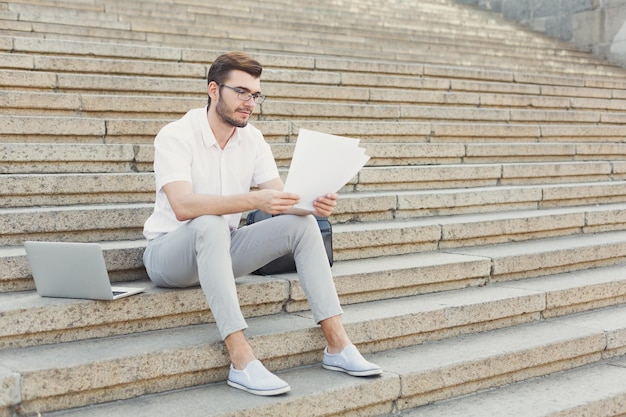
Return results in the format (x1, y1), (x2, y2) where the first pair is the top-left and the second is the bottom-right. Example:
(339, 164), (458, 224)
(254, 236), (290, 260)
(258, 178), (338, 217)
(163, 180), (300, 222)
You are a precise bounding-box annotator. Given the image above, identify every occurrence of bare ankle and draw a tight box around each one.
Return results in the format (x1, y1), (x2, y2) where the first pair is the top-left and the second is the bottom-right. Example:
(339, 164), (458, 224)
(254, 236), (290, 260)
(320, 316), (351, 354)
(225, 330), (256, 370)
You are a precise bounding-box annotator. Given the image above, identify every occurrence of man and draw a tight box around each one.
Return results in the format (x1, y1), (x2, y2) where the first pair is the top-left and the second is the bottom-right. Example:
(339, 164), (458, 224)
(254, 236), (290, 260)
(142, 51), (382, 396)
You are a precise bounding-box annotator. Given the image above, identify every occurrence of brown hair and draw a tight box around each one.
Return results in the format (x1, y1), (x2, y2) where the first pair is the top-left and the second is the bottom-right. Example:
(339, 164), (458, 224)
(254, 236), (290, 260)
(207, 51), (263, 106)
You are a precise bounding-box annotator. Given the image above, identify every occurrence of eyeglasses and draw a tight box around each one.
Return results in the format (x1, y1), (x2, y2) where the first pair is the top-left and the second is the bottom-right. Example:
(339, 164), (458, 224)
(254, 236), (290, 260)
(219, 84), (266, 104)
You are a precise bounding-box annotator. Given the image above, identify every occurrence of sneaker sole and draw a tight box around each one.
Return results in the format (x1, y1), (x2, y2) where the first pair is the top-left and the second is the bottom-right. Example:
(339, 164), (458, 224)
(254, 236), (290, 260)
(227, 379), (291, 396)
(322, 363), (383, 377)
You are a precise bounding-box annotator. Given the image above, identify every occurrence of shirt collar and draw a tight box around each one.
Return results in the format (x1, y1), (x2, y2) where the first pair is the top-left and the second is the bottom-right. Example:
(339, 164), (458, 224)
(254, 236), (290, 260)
(199, 105), (242, 150)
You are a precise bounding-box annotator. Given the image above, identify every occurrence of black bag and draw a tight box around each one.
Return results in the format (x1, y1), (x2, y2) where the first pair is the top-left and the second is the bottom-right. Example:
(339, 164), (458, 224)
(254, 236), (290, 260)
(245, 210), (333, 275)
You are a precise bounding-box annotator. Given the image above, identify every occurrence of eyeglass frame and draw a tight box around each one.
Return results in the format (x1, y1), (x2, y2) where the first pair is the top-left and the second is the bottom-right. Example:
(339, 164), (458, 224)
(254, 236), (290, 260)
(218, 83), (266, 104)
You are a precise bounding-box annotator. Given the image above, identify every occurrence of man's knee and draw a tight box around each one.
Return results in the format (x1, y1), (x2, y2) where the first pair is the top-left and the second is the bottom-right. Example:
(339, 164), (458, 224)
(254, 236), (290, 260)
(300, 214), (320, 232)
(189, 215), (231, 243)
(189, 215), (230, 250)
(283, 214), (320, 241)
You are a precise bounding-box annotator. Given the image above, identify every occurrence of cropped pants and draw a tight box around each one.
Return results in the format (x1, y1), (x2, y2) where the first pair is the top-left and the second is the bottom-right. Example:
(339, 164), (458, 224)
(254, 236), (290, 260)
(143, 214), (343, 340)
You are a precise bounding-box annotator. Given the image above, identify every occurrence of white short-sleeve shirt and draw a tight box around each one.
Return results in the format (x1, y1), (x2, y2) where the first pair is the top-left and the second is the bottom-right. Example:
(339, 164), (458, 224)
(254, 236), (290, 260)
(143, 106), (279, 240)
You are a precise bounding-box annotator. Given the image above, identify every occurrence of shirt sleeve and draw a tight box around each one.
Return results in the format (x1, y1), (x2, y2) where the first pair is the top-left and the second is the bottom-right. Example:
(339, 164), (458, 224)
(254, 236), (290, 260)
(153, 124), (193, 191)
(252, 136), (280, 186)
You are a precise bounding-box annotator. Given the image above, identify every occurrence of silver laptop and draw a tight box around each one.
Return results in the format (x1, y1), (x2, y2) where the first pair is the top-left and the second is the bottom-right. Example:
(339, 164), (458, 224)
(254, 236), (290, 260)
(24, 241), (144, 300)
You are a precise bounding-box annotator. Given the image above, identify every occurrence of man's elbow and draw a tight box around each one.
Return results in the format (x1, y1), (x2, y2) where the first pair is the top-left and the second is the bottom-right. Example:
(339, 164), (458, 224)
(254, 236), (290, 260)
(174, 212), (190, 222)
(171, 203), (193, 222)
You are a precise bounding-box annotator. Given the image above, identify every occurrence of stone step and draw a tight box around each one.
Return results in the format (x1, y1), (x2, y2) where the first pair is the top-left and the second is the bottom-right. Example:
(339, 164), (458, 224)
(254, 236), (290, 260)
(171, 39), (621, 78)
(4, 170), (626, 218)
(3, 7), (534, 56)
(0, 51), (208, 78)
(6, 0), (526, 42)
(7, 0), (537, 44)
(3, 2), (621, 77)
(358, 160), (621, 190)
(3, 159), (626, 207)
(1, 33), (624, 82)
(334, 203), (626, 260)
(372, 305), (626, 413)
(0, 143), (145, 174)
(1, 1), (625, 416)
(4, 242), (626, 351)
(4, 90), (625, 124)
(43, 357), (626, 417)
(2, 48), (624, 99)
(0, 203), (152, 246)
(0, 2), (601, 57)
(19, 141), (626, 172)
(0, 0), (574, 51)
(3, 199), (626, 292)
(3, 293), (626, 416)
(4, 190), (626, 247)
(3, 114), (626, 144)
(397, 358), (626, 416)
(0, 251), (489, 349)
(0, 35), (183, 61)
(12, 141), (625, 175)
(3, 212), (626, 297)
(0, 29), (502, 76)
(4, 50), (626, 93)
(8, 69), (626, 114)
(0, 13), (597, 71)
(24, 28), (605, 78)
(0, 173), (155, 207)
(0, 114), (287, 144)
(3, 76), (625, 126)
(339, 181), (626, 221)
(6, 137), (584, 168)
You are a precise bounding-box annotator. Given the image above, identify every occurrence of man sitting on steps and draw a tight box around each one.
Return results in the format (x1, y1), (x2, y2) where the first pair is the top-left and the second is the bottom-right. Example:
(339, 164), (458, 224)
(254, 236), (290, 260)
(142, 51), (382, 396)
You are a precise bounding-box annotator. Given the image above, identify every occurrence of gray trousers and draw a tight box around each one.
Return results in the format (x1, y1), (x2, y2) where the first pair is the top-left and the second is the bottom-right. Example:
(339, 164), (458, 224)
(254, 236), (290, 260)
(143, 214), (343, 339)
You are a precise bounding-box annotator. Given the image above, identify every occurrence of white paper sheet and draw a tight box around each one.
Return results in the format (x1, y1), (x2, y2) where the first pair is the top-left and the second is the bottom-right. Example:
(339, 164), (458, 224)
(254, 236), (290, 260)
(283, 128), (370, 211)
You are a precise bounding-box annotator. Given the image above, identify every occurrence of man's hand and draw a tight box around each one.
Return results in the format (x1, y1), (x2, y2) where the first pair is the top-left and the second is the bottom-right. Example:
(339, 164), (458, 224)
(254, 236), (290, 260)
(312, 193), (338, 217)
(256, 178), (337, 217)
(255, 189), (300, 215)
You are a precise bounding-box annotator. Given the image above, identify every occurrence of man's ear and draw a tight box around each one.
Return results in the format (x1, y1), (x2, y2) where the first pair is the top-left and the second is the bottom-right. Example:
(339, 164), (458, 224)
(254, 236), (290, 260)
(208, 81), (219, 101)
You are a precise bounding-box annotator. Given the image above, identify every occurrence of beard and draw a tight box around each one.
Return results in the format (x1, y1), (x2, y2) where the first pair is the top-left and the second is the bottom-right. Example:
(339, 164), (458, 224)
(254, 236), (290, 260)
(215, 96), (249, 128)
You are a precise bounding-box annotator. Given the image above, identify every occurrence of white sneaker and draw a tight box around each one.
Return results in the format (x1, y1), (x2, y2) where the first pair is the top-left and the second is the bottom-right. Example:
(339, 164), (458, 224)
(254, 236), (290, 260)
(322, 344), (383, 377)
(227, 359), (291, 396)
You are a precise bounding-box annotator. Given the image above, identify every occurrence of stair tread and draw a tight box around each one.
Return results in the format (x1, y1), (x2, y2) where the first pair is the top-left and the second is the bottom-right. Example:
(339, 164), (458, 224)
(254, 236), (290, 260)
(4, 265), (626, 368)
(398, 359), (626, 416)
(3, 243), (626, 348)
(4, 212), (626, 288)
(3, 0), (626, 415)
(37, 304), (626, 417)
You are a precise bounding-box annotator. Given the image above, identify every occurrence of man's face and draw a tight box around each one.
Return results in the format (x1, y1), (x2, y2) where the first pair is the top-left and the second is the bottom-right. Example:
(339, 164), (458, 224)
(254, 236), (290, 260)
(213, 70), (262, 128)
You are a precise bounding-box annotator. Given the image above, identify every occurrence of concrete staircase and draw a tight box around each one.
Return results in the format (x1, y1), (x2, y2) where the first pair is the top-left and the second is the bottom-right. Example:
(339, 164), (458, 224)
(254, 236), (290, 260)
(3, 0), (626, 415)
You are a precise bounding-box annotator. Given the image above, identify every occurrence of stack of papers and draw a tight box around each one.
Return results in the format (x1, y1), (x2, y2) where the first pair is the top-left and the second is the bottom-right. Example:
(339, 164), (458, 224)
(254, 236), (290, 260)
(283, 128), (370, 211)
